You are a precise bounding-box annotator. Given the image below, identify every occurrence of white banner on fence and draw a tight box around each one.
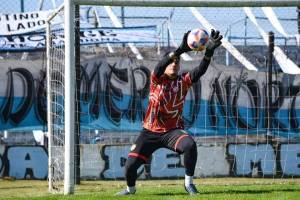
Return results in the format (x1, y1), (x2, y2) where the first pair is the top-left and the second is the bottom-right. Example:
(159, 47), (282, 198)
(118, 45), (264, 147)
(0, 8), (101, 36)
(0, 10), (56, 35)
(0, 26), (158, 51)
(244, 7), (300, 74)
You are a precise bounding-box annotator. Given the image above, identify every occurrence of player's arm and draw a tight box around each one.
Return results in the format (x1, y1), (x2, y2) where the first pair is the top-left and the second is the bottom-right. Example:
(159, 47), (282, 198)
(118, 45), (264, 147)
(154, 31), (192, 78)
(190, 29), (223, 83)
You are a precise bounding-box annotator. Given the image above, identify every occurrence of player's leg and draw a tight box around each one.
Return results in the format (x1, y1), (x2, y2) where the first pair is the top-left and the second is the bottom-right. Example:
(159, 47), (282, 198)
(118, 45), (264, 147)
(116, 129), (161, 195)
(174, 133), (198, 195)
(116, 156), (144, 195)
(162, 129), (199, 195)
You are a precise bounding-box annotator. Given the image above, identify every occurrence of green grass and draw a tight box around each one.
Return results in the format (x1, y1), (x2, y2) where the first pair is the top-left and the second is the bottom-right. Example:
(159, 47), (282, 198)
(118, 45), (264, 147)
(1, 178), (300, 200)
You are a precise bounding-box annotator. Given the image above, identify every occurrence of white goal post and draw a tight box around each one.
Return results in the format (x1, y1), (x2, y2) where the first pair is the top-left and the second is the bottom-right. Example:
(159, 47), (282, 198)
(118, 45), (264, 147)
(74, 0), (300, 7)
(47, 0), (300, 195)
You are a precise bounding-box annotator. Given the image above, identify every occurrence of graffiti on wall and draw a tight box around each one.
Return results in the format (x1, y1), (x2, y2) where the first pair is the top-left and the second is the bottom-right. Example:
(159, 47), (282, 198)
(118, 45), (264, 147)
(0, 57), (300, 137)
(0, 145), (48, 179)
(0, 143), (299, 179)
(227, 143), (300, 177)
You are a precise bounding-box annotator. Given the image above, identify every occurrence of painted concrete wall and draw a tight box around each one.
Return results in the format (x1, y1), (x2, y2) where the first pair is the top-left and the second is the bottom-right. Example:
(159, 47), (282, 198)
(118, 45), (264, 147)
(0, 143), (299, 180)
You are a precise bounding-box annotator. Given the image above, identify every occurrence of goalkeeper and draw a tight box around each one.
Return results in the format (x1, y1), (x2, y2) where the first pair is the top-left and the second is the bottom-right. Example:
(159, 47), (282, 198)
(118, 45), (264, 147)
(117, 29), (222, 195)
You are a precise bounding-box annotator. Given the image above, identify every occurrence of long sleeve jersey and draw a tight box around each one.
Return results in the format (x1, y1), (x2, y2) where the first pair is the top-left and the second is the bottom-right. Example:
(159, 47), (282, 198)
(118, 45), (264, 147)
(143, 53), (211, 133)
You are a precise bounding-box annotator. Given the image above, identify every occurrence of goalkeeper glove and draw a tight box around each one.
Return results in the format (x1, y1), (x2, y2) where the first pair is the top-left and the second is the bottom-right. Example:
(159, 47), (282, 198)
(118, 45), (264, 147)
(174, 31), (192, 56)
(204, 29), (223, 58)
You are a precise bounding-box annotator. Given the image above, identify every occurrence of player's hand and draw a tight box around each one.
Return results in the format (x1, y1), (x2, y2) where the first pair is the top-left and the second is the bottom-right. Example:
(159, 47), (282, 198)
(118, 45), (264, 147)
(175, 31), (192, 55)
(205, 29), (223, 58)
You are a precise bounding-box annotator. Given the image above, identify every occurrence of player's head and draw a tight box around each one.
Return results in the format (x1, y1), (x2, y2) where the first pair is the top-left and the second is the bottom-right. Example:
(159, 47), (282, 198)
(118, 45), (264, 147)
(164, 56), (180, 79)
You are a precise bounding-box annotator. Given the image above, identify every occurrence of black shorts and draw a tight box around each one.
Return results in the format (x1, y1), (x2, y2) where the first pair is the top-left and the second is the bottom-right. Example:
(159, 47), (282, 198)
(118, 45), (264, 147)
(128, 128), (192, 163)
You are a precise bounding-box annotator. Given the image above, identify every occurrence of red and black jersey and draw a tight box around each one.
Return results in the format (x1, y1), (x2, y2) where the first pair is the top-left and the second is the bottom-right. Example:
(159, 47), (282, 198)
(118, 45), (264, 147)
(143, 72), (192, 133)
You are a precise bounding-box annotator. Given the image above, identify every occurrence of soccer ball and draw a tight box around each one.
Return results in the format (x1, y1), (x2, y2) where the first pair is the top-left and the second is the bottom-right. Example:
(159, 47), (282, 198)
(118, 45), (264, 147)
(187, 28), (209, 51)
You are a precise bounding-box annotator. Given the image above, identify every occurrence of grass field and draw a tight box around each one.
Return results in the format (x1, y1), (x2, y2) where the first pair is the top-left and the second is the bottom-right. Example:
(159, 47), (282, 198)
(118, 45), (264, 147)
(0, 178), (300, 200)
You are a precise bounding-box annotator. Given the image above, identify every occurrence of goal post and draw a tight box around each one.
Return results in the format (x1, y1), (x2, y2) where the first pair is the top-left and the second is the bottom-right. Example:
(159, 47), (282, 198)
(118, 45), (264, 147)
(46, 2), (75, 194)
(73, 0), (300, 7)
(47, 0), (300, 195)
(64, 0), (75, 195)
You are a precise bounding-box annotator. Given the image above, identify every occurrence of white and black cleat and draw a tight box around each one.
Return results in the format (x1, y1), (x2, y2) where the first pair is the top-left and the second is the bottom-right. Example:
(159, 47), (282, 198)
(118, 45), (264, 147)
(184, 184), (199, 195)
(115, 189), (136, 196)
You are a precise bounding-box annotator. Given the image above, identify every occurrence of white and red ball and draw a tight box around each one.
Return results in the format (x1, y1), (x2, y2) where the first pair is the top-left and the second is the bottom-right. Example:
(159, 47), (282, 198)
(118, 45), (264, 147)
(187, 28), (209, 51)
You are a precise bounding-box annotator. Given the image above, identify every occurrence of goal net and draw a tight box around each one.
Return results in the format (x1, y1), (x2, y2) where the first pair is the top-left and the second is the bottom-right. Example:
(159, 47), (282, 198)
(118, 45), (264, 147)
(46, 5), (69, 193)
(47, 0), (300, 194)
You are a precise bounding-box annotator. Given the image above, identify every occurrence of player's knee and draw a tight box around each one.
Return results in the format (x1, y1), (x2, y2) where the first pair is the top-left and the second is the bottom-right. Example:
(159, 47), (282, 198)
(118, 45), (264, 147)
(124, 157), (135, 173)
(124, 156), (142, 173)
(176, 136), (197, 153)
(182, 137), (197, 153)
(188, 140), (197, 152)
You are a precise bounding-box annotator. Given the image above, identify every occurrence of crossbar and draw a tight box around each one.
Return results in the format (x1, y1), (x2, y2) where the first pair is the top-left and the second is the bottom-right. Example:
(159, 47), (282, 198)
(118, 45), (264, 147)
(74, 0), (300, 7)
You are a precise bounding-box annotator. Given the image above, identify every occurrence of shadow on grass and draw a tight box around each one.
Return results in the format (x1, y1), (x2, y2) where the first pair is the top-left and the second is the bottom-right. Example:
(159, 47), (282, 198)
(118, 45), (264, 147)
(0, 185), (34, 190)
(152, 188), (299, 196)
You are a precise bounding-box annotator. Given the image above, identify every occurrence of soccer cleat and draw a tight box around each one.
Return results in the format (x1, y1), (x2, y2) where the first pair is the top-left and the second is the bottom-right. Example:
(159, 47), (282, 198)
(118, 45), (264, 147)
(115, 189), (136, 196)
(184, 184), (199, 195)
